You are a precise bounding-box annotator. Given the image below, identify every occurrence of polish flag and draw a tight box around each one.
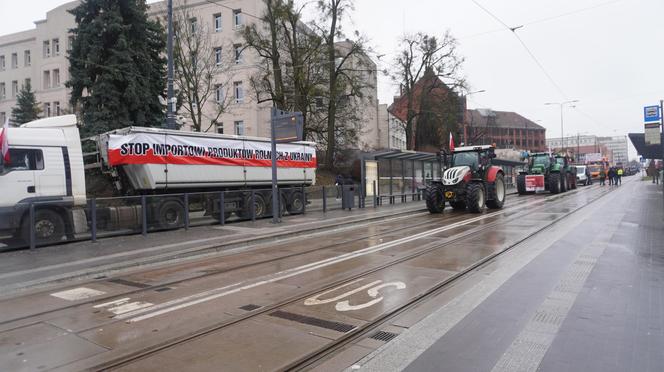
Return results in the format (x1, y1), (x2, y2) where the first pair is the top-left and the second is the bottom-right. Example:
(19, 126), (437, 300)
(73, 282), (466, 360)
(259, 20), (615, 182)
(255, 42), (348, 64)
(0, 118), (9, 163)
(449, 132), (455, 152)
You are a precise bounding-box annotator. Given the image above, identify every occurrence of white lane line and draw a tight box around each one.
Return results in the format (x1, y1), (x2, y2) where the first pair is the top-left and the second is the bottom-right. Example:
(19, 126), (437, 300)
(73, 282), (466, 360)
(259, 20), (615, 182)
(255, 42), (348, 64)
(119, 199), (546, 323)
(93, 298), (131, 308)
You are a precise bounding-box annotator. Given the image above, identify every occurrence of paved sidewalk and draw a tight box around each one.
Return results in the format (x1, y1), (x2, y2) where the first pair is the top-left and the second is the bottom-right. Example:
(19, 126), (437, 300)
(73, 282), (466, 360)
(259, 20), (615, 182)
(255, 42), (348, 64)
(0, 200), (426, 296)
(356, 179), (664, 372)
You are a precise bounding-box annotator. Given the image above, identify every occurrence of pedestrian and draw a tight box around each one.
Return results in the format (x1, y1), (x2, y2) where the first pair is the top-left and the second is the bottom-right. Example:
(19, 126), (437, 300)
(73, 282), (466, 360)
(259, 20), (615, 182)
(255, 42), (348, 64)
(616, 167), (623, 185)
(335, 174), (343, 199)
(599, 168), (606, 186)
(648, 161), (657, 183)
(607, 167), (614, 186)
(655, 168), (661, 185)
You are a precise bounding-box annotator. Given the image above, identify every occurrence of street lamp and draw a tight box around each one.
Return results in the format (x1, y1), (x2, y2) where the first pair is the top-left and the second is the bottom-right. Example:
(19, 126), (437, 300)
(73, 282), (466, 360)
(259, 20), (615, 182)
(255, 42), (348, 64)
(462, 89), (486, 144)
(544, 100), (579, 152)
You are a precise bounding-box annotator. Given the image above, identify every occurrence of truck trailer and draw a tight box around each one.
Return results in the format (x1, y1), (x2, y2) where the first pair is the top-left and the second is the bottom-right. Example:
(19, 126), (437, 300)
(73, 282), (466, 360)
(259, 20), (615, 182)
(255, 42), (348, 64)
(0, 115), (316, 245)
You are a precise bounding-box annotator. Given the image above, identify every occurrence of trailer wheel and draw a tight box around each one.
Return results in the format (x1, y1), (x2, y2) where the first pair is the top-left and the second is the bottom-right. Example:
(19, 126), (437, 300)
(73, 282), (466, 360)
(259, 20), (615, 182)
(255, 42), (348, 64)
(240, 193), (267, 219)
(466, 183), (485, 213)
(21, 209), (65, 246)
(287, 191), (305, 215)
(156, 199), (185, 229)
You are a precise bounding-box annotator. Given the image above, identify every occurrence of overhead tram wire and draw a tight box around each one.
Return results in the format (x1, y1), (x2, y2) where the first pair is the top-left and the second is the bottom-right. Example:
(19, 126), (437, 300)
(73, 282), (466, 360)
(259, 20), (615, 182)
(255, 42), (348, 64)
(469, 0), (568, 100)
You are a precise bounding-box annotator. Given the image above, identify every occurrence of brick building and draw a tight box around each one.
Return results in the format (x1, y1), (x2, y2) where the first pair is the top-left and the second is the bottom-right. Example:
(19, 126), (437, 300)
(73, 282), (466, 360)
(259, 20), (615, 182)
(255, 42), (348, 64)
(465, 109), (546, 152)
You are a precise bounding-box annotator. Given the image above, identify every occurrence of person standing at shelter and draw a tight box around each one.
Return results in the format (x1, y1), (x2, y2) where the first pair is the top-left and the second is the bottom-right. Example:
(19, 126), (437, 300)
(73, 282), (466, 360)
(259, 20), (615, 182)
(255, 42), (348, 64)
(335, 174), (343, 199)
(599, 168), (606, 186)
(648, 161), (657, 184)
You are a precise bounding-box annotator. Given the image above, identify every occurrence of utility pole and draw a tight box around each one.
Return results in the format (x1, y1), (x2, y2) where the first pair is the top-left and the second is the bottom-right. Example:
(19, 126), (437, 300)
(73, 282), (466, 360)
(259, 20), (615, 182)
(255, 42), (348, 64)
(545, 100), (579, 153)
(577, 132), (580, 162)
(660, 99), (663, 210)
(165, 0), (176, 129)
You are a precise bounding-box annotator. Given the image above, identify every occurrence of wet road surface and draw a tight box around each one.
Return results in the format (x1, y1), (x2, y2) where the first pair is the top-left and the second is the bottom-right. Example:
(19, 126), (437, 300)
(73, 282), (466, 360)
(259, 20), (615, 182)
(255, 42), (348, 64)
(0, 183), (620, 371)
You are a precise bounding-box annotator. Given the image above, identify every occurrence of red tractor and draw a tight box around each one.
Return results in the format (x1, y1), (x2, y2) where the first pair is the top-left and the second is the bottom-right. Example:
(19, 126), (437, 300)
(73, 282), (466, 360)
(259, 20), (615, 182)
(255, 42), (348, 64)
(426, 145), (506, 213)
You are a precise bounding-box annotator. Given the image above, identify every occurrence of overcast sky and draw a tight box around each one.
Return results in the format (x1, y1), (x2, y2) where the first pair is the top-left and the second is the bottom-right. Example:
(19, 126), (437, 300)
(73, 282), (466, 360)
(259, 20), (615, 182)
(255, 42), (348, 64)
(3, 0), (662, 159)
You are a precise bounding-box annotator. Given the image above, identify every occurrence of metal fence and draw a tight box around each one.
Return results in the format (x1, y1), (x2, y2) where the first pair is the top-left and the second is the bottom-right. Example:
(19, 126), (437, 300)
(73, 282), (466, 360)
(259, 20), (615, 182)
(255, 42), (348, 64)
(0, 184), (424, 251)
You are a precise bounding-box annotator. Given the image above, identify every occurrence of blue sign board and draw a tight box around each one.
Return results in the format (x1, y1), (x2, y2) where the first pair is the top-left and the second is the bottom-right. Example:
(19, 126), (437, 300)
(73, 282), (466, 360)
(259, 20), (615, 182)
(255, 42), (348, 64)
(644, 105), (661, 122)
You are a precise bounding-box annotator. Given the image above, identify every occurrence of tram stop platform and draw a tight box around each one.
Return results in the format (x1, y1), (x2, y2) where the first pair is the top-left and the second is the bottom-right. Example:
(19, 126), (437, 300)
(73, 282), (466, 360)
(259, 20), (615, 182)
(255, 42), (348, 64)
(352, 180), (664, 372)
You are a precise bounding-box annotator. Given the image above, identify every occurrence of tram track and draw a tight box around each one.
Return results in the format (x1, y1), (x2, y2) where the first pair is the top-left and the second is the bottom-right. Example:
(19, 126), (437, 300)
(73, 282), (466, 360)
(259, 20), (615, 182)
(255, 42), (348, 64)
(84, 186), (611, 371)
(0, 199), (519, 328)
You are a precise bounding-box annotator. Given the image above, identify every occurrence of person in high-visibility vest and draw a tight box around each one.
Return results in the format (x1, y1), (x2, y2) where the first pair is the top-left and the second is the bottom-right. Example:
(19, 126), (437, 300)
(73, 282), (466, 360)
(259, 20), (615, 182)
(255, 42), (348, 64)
(617, 167), (623, 185)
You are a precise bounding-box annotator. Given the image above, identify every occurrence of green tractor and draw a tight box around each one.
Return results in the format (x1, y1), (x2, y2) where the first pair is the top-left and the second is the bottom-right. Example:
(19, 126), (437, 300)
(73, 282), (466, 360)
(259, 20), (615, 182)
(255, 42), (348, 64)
(517, 152), (573, 195)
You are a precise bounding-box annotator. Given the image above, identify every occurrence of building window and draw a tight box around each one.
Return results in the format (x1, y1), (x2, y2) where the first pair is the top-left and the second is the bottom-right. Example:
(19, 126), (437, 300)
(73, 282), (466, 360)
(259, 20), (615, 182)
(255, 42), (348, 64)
(215, 84), (223, 103)
(315, 96), (324, 109)
(54, 101), (61, 116)
(24, 50), (30, 66)
(0, 83), (5, 100)
(189, 17), (197, 33)
(233, 9), (243, 28)
(214, 47), (222, 66)
(234, 81), (243, 103)
(68, 36), (74, 51)
(0, 55), (5, 70)
(43, 70), (51, 89)
(11, 81), (18, 98)
(11, 53), (17, 69)
(0, 112), (4, 124)
(234, 44), (242, 64)
(213, 13), (222, 32)
(24, 78), (30, 89)
(52, 38), (60, 56)
(53, 69), (60, 87)
(216, 122), (223, 134)
(43, 40), (50, 58)
(234, 120), (244, 135)
(44, 103), (51, 117)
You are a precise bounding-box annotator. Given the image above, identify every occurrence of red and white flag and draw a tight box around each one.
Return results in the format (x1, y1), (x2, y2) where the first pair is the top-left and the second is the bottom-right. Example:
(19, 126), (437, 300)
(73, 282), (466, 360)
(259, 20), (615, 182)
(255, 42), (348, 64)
(0, 118), (9, 163)
(449, 132), (455, 152)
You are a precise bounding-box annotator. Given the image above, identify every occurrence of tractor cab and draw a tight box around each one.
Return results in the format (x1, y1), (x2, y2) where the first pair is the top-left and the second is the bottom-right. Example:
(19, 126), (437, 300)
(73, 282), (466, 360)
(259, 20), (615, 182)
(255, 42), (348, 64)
(448, 145), (497, 177)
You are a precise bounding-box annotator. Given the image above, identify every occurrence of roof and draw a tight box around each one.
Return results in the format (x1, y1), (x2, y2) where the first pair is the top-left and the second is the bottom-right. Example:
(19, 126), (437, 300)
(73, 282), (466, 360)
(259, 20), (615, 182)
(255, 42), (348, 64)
(388, 69), (457, 123)
(453, 145), (494, 152)
(467, 109), (545, 130)
(628, 133), (663, 159)
(364, 149), (439, 162)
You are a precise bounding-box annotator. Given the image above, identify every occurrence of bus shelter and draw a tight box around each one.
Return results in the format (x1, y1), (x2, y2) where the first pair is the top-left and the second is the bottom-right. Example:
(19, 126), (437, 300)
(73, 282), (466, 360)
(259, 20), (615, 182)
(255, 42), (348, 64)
(361, 150), (442, 202)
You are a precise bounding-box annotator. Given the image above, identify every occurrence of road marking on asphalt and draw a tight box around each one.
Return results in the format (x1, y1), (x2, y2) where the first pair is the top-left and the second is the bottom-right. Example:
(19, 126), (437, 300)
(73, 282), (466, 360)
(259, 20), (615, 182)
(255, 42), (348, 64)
(304, 278), (407, 311)
(93, 297), (154, 315)
(50, 287), (106, 301)
(335, 281), (407, 312)
(116, 198), (547, 323)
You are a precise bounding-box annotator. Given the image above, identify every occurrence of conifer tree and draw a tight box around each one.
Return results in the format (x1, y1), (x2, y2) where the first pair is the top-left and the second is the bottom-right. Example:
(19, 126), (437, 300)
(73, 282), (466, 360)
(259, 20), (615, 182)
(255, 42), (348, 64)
(67, 0), (167, 136)
(11, 82), (41, 124)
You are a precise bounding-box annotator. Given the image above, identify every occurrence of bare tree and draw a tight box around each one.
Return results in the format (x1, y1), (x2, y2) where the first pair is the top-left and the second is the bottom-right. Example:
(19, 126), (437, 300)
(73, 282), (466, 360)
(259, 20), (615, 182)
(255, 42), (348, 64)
(316, 0), (373, 168)
(173, 1), (234, 132)
(392, 31), (465, 150)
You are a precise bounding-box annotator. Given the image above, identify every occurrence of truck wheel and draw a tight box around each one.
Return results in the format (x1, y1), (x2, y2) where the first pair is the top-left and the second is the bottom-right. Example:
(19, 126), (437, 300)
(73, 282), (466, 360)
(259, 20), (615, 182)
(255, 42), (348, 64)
(449, 201), (466, 210)
(425, 184), (445, 213)
(287, 191), (305, 215)
(157, 199), (185, 229)
(240, 193), (267, 219)
(549, 173), (561, 194)
(517, 174), (526, 195)
(21, 209), (65, 246)
(486, 174), (506, 209)
(466, 183), (485, 213)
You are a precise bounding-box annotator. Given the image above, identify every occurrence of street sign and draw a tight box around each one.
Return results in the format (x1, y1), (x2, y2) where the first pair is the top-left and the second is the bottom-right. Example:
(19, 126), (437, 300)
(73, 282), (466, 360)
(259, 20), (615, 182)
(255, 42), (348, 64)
(645, 122), (661, 145)
(644, 105), (661, 123)
(273, 111), (303, 143)
(585, 152), (603, 162)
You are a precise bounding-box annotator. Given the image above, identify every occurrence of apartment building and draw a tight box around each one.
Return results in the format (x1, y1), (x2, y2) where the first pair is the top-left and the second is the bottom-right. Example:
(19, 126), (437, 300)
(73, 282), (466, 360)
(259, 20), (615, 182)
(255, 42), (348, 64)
(0, 0), (384, 154)
(0, 1), (75, 124)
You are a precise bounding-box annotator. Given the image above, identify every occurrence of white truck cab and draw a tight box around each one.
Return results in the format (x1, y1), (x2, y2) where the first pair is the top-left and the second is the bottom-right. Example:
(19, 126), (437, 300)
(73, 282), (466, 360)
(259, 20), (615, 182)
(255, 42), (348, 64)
(0, 115), (86, 243)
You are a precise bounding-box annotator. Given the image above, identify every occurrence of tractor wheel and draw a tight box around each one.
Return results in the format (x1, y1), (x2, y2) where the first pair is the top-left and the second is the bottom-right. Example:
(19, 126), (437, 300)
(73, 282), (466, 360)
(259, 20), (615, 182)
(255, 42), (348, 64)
(425, 184), (445, 213)
(516, 174), (527, 195)
(570, 174), (577, 189)
(487, 173), (506, 209)
(560, 173), (567, 192)
(466, 183), (485, 213)
(549, 173), (561, 194)
(450, 201), (466, 210)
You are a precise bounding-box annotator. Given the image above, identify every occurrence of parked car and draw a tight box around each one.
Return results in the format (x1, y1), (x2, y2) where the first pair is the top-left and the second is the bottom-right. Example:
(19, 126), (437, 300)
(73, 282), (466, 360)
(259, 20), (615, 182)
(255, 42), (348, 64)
(576, 165), (591, 186)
